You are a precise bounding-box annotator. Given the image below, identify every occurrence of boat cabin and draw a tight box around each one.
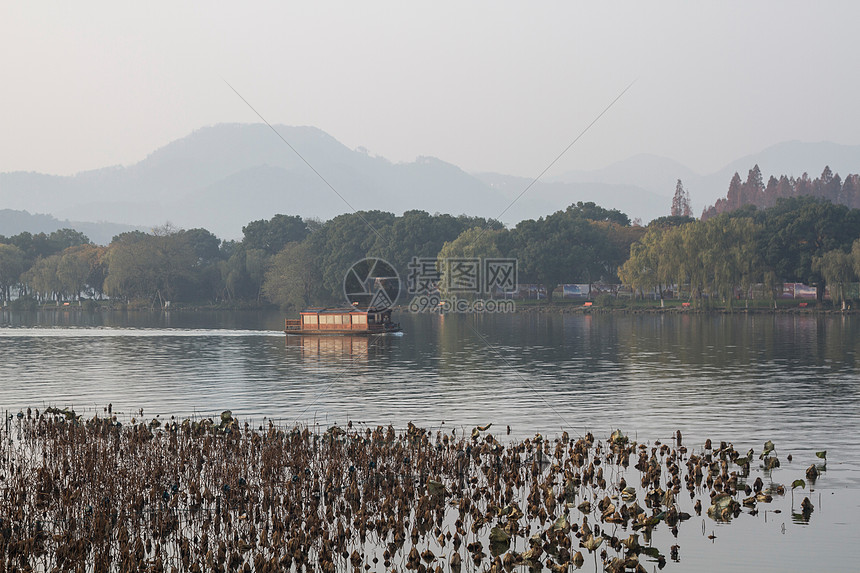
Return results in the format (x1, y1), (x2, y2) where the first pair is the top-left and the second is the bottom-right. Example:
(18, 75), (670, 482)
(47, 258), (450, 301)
(285, 307), (400, 334)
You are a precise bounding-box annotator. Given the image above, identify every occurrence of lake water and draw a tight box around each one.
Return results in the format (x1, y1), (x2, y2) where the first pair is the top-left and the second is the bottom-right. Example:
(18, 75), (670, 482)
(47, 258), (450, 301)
(1, 308), (858, 571)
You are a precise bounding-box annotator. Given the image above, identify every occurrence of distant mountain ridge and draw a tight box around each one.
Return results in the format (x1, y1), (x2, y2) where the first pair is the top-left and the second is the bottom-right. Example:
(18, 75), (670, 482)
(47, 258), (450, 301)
(0, 209), (142, 245)
(1, 124), (505, 240)
(553, 141), (860, 215)
(1, 125), (858, 240)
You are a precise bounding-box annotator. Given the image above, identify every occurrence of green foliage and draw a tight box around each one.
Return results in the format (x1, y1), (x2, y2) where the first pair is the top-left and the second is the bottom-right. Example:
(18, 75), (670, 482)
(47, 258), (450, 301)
(263, 242), (324, 310)
(242, 214), (308, 255)
(813, 249), (854, 305)
(182, 228), (222, 264)
(23, 255), (62, 301)
(110, 230), (150, 245)
(851, 239), (860, 286)
(4, 189), (858, 309)
(618, 226), (665, 298)
(648, 215), (696, 229)
(512, 206), (635, 294)
(758, 197), (860, 299)
(620, 197), (860, 305)
(48, 228), (90, 251)
(104, 230), (196, 303)
(437, 227), (506, 298)
(3, 228), (89, 264)
(307, 210), (396, 300)
(567, 201), (630, 226)
(0, 243), (26, 302)
(595, 293), (614, 307)
(9, 294), (37, 310)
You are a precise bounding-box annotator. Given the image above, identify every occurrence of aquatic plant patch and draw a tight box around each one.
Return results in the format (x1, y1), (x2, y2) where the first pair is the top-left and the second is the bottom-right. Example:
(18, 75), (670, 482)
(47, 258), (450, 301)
(0, 409), (826, 572)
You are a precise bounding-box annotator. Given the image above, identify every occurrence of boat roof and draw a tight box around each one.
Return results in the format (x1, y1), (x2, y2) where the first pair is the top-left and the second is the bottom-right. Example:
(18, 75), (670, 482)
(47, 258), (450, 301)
(300, 307), (391, 315)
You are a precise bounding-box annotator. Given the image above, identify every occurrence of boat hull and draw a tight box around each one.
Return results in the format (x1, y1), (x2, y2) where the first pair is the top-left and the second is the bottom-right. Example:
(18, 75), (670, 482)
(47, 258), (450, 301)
(284, 325), (401, 336)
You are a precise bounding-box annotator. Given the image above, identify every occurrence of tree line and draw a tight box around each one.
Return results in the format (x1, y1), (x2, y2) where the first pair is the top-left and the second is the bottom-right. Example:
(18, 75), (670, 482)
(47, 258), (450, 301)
(620, 196), (860, 306)
(4, 193), (860, 311)
(702, 165), (860, 219)
(0, 203), (642, 309)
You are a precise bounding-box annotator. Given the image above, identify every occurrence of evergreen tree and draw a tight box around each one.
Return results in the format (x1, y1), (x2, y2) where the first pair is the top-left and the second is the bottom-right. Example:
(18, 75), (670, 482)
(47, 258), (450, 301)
(671, 180), (692, 217)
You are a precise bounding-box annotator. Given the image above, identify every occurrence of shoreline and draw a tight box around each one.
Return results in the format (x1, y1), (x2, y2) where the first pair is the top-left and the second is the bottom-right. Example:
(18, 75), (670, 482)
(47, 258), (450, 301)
(2, 296), (855, 316)
(2, 302), (855, 316)
(511, 302), (855, 315)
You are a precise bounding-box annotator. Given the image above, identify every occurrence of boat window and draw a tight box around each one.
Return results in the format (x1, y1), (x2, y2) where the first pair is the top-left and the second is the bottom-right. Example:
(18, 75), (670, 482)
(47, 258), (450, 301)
(353, 314), (367, 325)
(302, 315), (318, 326)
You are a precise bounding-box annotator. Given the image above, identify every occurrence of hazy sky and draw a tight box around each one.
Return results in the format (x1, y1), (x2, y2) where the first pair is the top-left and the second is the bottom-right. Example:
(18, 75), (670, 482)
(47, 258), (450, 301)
(2, 1), (858, 178)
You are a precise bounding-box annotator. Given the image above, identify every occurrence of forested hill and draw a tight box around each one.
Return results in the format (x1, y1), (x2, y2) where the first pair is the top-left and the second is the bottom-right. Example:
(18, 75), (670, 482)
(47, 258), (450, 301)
(702, 165), (860, 219)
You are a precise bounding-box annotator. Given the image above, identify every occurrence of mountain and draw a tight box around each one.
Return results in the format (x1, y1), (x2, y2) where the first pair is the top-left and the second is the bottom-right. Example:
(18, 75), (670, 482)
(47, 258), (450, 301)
(0, 209), (142, 245)
(2, 126), (858, 240)
(552, 153), (698, 196)
(1, 124), (507, 240)
(474, 173), (669, 224)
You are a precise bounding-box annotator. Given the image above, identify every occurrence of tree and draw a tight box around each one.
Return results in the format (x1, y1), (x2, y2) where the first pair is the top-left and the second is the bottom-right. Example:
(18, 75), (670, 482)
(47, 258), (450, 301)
(514, 212), (597, 295)
(244, 248), (269, 303)
(77, 244), (109, 298)
(182, 228), (222, 265)
(759, 197), (860, 300)
(853, 239), (860, 281)
(0, 244), (26, 302)
(744, 165), (764, 205)
(726, 173), (743, 211)
(57, 246), (93, 301)
(24, 255), (62, 302)
(104, 230), (196, 303)
(618, 227), (662, 299)
(179, 228), (224, 301)
(263, 242), (324, 309)
(437, 227), (505, 298)
(49, 228), (90, 251)
(702, 216), (761, 307)
(813, 249), (853, 306)
(307, 211), (396, 300)
(242, 214), (309, 255)
(671, 180), (692, 217)
(590, 220), (645, 282)
(110, 230), (150, 245)
(649, 215), (695, 228)
(568, 201), (630, 226)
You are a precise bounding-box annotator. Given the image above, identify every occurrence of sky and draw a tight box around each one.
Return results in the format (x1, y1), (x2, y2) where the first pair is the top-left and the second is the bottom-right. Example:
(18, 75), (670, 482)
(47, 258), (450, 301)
(2, 1), (858, 178)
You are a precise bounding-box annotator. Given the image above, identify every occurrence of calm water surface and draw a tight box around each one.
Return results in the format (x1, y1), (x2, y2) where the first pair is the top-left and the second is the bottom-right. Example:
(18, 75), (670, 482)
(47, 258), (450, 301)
(1, 308), (858, 571)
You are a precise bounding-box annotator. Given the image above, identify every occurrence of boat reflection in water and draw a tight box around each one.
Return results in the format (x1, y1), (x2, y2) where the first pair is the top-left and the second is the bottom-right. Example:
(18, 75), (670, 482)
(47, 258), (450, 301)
(285, 334), (393, 359)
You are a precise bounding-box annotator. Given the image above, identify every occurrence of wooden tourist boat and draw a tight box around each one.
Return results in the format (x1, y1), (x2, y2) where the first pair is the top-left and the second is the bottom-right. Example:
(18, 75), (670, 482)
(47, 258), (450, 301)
(284, 306), (401, 335)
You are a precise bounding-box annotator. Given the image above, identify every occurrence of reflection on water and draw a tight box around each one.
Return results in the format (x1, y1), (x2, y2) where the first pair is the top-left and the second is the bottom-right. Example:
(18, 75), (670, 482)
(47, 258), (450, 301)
(1, 310), (857, 482)
(1, 309), (859, 571)
(1, 311), (858, 452)
(284, 334), (394, 359)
